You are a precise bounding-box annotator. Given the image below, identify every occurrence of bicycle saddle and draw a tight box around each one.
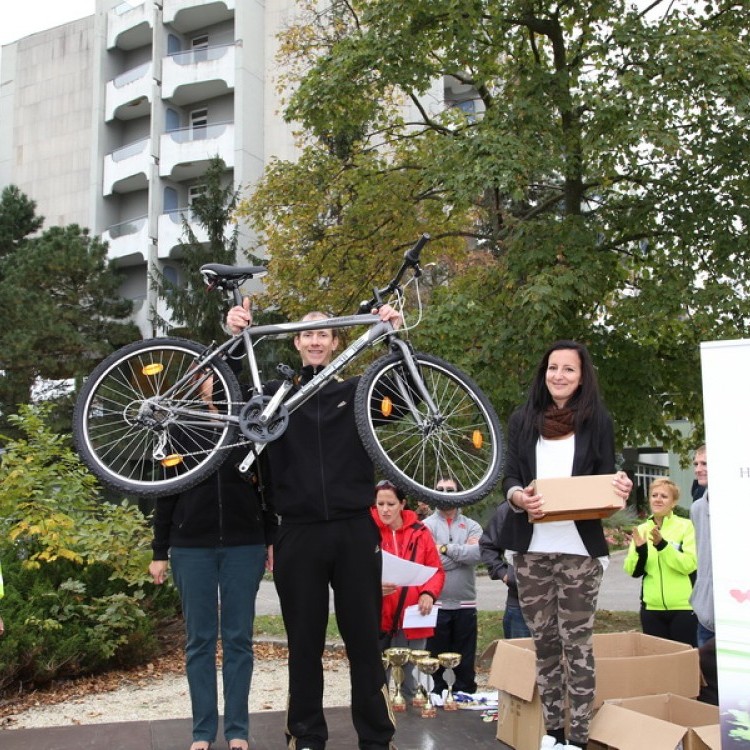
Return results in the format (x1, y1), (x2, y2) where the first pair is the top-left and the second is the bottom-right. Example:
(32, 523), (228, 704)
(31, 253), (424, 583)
(200, 263), (268, 282)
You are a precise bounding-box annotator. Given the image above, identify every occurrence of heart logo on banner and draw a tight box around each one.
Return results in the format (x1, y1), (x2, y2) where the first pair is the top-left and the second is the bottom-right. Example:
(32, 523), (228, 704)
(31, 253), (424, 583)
(729, 589), (750, 603)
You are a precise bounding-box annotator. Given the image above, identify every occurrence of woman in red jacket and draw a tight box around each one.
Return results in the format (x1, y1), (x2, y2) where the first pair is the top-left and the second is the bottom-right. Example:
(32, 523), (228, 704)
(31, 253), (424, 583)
(372, 480), (445, 699)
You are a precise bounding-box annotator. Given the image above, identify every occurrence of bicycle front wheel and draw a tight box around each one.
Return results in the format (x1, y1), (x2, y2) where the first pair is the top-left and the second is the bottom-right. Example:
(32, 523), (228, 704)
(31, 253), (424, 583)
(354, 351), (503, 507)
(72, 337), (243, 497)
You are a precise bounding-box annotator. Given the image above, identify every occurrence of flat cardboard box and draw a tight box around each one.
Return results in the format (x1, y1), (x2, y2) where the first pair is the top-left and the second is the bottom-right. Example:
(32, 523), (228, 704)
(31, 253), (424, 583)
(531, 473), (624, 522)
(488, 633), (700, 750)
(589, 693), (720, 750)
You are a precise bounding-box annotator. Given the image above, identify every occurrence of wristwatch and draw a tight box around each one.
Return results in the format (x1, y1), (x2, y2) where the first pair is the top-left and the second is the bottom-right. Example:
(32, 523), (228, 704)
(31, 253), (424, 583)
(439, 544), (448, 555)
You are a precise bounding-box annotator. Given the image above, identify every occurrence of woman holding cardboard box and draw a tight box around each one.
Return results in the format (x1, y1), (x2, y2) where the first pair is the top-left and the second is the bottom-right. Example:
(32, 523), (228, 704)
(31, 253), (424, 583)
(624, 477), (698, 646)
(499, 340), (633, 750)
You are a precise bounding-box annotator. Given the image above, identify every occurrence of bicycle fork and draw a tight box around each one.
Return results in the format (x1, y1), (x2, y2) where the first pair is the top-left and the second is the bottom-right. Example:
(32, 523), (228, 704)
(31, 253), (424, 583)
(388, 339), (441, 430)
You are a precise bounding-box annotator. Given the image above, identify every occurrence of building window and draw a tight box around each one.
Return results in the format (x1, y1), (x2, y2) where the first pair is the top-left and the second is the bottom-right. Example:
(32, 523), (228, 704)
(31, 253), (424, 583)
(192, 35), (209, 63)
(190, 108), (208, 140)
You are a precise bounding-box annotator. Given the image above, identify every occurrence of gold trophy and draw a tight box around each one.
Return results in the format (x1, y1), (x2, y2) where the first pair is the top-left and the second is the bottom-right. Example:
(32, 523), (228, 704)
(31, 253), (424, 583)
(437, 652), (462, 710)
(415, 657), (440, 718)
(384, 647), (411, 712)
(408, 649), (431, 707)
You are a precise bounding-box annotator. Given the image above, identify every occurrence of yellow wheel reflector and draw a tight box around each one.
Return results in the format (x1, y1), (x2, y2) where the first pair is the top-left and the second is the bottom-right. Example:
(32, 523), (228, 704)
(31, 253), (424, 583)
(161, 454), (184, 468)
(381, 396), (393, 417)
(142, 363), (164, 376)
(472, 430), (484, 450)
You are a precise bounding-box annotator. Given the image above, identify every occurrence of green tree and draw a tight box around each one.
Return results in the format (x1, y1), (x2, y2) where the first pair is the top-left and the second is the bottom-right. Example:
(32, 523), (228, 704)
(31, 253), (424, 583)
(0, 185), (43, 260)
(239, 0), (750, 452)
(0, 229), (137, 422)
(153, 157), (245, 343)
(0, 192), (138, 433)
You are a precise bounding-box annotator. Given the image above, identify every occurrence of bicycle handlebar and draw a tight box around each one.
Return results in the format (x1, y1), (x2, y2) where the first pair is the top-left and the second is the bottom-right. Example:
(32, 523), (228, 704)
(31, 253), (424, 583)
(357, 233), (430, 314)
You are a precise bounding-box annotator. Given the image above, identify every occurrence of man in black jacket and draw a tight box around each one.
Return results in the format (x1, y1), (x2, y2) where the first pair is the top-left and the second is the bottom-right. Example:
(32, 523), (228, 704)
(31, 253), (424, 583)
(479, 502), (531, 639)
(227, 302), (399, 750)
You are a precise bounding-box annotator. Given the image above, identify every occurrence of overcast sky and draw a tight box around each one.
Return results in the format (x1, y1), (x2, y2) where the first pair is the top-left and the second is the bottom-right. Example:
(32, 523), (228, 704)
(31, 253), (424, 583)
(1, 1), (95, 47)
(0, 1), (95, 69)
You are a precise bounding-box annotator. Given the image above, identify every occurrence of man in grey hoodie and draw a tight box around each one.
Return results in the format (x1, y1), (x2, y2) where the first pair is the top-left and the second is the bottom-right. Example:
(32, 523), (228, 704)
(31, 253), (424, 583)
(424, 477), (483, 695)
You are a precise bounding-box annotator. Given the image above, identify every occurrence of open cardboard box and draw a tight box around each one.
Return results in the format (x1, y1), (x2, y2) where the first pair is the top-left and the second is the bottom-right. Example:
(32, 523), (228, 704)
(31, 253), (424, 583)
(531, 474), (625, 522)
(588, 693), (720, 750)
(487, 633), (700, 750)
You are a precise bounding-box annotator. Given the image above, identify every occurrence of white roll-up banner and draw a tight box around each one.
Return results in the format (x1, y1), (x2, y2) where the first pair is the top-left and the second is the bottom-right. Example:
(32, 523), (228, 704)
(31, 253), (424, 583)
(700, 339), (750, 748)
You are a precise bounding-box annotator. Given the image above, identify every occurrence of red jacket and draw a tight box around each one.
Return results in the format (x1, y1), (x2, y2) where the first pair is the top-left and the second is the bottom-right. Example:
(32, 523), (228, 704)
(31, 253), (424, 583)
(371, 507), (445, 639)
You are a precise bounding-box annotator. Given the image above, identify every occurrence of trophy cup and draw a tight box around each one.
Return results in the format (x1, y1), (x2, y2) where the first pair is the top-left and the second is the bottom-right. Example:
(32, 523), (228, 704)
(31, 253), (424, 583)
(415, 657), (440, 718)
(437, 652), (462, 710)
(408, 649), (431, 707)
(384, 647), (411, 712)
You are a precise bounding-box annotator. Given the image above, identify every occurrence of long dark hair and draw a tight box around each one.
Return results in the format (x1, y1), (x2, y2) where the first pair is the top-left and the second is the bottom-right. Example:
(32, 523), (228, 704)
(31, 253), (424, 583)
(519, 340), (604, 441)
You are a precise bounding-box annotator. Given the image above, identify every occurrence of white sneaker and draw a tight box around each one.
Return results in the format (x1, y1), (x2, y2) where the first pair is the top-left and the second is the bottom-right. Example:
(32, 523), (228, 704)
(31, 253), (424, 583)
(540, 737), (560, 750)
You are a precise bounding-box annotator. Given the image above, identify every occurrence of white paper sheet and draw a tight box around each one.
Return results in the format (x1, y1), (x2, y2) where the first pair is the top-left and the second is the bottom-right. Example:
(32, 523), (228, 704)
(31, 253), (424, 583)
(402, 603), (439, 628)
(381, 550), (437, 586)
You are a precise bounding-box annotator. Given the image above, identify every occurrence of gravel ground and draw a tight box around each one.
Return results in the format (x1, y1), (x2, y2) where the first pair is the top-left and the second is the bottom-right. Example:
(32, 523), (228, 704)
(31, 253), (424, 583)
(2, 653), (352, 730)
(4, 650), (491, 731)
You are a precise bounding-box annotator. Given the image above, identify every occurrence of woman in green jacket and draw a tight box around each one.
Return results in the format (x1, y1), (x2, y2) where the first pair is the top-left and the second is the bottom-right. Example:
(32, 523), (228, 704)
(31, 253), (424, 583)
(624, 478), (698, 646)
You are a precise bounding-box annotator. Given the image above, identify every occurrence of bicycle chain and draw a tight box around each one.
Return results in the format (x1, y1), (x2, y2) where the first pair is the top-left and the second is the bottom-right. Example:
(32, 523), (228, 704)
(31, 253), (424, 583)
(155, 400), (254, 459)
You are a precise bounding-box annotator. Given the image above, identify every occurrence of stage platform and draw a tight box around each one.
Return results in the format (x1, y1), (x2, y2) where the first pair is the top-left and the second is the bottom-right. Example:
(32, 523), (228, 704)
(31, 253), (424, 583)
(1, 704), (508, 749)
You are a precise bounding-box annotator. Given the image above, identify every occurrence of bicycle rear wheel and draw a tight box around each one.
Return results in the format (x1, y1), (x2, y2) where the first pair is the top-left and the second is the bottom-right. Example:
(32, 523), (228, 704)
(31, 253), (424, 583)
(354, 351), (503, 507)
(72, 337), (244, 497)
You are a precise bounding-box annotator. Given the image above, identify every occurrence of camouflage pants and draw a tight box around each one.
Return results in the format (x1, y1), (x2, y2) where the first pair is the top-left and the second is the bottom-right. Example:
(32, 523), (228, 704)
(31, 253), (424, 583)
(514, 552), (603, 745)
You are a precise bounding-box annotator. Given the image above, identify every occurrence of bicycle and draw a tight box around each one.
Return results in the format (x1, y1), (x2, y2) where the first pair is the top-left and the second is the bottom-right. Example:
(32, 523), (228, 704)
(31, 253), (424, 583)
(72, 235), (503, 507)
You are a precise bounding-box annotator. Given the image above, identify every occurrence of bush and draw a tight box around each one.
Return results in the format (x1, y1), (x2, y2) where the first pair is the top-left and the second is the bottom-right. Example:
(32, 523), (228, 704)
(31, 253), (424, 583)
(0, 405), (180, 695)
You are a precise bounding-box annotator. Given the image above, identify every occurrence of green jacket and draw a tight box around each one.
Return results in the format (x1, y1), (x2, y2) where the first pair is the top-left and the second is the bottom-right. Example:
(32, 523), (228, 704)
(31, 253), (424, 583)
(624, 513), (697, 611)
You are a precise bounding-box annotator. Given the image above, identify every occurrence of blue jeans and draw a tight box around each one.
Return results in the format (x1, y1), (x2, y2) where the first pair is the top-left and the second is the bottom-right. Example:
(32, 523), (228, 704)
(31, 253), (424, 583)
(697, 621), (715, 648)
(503, 603), (531, 639)
(171, 545), (266, 743)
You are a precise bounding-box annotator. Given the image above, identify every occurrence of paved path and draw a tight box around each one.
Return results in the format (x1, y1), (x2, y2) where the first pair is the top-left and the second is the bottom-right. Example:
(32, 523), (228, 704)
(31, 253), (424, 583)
(255, 549), (640, 616)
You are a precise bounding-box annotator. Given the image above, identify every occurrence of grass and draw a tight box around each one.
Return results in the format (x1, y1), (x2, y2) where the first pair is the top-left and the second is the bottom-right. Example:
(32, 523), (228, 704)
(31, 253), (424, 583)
(254, 609), (642, 656)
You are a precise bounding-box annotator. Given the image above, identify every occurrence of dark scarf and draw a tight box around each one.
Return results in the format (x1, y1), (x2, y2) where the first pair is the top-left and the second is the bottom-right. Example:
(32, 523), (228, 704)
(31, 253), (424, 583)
(541, 405), (575, 439)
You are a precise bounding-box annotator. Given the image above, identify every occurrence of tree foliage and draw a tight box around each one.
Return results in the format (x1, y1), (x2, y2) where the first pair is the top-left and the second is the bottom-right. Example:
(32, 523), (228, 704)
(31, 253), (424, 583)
(0, 185), (43, 259)
(153, 157), (244, 343)
(0, 189), (138, 434)
(238, 0), (750, 452)
(0, 406), (179, 692)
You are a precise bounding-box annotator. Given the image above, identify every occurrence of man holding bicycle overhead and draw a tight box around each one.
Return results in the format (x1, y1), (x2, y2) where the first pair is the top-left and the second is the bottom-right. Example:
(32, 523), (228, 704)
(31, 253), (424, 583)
(227, 301), (401, 750)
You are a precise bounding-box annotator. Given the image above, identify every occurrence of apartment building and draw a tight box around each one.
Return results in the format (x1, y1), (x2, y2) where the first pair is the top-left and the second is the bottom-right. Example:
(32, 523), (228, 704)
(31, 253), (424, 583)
(1, 1), (473, 337)
(0, 0), (298, 336)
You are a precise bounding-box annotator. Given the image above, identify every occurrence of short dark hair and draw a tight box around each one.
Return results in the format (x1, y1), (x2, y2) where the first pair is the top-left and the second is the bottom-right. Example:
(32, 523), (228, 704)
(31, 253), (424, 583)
(435, 477), (462, 492)
(375, 479), (406, 502)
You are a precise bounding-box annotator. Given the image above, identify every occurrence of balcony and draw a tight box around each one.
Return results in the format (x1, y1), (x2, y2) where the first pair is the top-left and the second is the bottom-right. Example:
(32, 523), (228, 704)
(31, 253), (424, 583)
(108, 1), (152, 51)
(102, 216), (149, 265)
(157, 208), (209, 258)
(159, 121), (234, 181)
(163, 0), (235, 35)
(162, 43), (235, 106)
(105, 62), (153, 121)
(103, 138), (151, 195)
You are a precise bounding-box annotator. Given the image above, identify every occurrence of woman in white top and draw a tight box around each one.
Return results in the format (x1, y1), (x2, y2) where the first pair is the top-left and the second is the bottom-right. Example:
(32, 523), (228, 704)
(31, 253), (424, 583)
(499, 340), (632, 750)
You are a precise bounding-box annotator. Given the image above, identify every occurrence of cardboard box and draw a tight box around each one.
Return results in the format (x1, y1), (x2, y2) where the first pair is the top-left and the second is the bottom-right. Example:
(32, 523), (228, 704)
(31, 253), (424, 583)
(589, 693), (720, 750)
(487, 633), (700, 750)
(531, 474), (624, 522)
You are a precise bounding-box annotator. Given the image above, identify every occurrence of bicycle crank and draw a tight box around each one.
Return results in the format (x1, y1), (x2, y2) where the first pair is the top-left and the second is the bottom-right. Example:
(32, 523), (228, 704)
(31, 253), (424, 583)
(238, 395), (290, 443)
